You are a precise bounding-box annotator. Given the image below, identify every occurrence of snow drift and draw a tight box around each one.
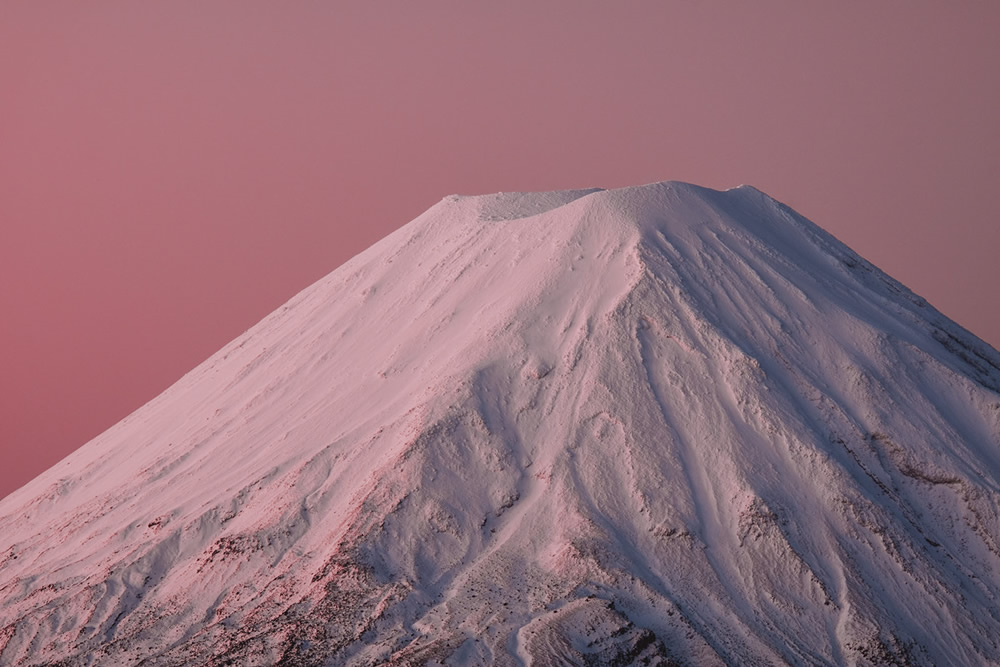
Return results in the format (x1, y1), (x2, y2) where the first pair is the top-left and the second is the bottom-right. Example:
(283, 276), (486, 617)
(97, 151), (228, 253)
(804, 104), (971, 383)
(2, 182), (1000, 665)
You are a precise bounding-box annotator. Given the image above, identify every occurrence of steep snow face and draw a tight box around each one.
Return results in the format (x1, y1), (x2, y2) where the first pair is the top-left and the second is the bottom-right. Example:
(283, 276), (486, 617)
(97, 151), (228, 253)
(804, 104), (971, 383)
(2, 182), (1000, 665)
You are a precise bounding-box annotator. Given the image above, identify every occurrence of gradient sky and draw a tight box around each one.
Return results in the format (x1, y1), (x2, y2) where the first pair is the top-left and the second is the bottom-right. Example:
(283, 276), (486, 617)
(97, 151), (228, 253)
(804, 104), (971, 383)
(2, 2), (998, 500)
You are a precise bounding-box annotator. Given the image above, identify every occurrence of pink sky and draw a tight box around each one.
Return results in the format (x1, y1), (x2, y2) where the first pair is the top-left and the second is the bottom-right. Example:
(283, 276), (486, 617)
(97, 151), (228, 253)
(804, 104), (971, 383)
(1, 3), (998, 500)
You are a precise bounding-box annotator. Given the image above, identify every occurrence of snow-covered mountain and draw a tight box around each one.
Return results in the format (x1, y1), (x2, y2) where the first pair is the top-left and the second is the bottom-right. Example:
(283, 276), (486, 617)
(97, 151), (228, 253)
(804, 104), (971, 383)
(2, 182), (1000, 665)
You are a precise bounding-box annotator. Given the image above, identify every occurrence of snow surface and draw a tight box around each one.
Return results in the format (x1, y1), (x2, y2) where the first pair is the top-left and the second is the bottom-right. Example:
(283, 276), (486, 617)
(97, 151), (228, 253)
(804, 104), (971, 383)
(2, 181), (1000, 665)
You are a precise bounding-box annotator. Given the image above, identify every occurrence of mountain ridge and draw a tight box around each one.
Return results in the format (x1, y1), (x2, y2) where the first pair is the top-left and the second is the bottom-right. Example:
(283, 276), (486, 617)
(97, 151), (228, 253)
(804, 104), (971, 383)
(2, 181), (999, 665)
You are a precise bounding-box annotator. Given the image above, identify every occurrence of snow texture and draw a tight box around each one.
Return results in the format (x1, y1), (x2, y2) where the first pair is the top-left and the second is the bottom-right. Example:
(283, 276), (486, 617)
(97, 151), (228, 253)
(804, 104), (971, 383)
(2, 182), (1000, 665)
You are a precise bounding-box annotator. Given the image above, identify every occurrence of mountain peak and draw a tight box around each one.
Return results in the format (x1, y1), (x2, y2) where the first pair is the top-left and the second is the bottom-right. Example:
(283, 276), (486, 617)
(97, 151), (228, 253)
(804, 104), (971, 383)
(442, 180), (761, 221)
(2, 182), (1000, 665)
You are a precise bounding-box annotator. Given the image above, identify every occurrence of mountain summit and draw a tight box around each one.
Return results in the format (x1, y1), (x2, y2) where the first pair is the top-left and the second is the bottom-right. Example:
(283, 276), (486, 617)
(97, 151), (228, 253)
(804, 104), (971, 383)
(2, 182), (1000, 665)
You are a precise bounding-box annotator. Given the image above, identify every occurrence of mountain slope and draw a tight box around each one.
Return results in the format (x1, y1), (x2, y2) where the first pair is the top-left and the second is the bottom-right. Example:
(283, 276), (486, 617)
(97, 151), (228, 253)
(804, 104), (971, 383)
(2, 182), (1000, 665)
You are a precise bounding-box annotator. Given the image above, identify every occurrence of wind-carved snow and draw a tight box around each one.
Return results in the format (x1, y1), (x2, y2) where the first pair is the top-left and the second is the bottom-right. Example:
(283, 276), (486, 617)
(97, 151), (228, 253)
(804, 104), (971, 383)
(2, 182), (1000, 665)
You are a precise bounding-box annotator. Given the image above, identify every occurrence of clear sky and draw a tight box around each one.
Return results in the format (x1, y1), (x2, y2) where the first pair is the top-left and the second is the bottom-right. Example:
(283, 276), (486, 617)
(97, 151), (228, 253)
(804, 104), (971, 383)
(1, 2), (998, 500)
